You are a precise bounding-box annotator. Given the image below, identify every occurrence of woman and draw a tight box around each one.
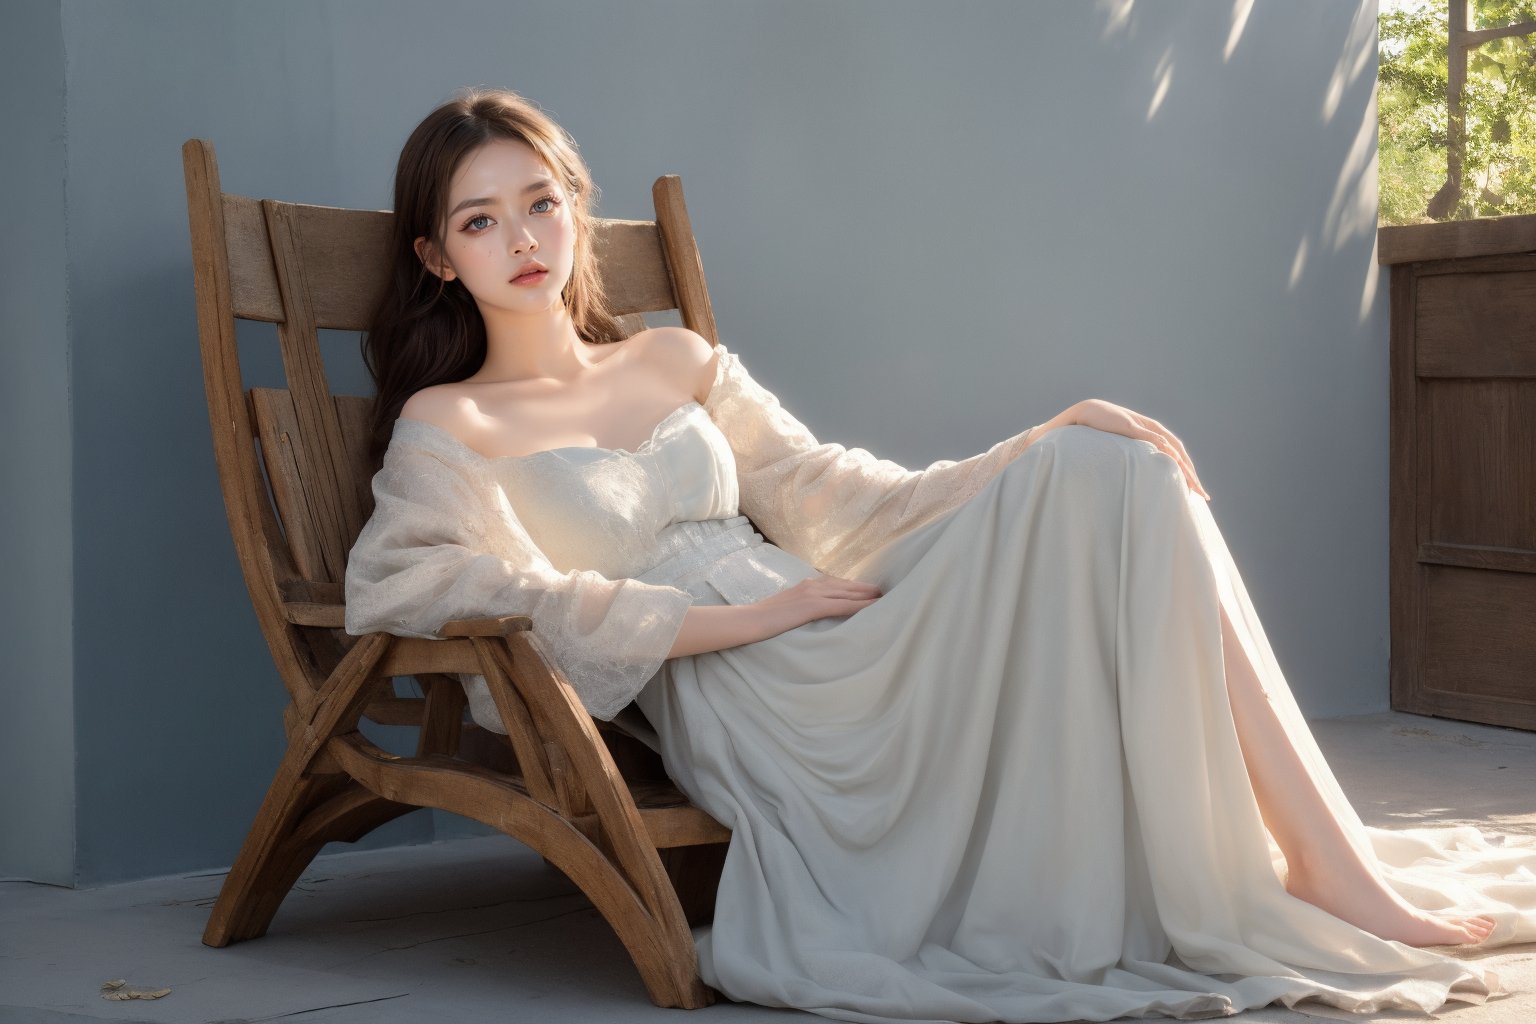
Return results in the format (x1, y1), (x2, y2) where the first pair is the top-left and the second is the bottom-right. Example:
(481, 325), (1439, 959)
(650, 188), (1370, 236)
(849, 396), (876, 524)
(346, 89), (1533, 1022)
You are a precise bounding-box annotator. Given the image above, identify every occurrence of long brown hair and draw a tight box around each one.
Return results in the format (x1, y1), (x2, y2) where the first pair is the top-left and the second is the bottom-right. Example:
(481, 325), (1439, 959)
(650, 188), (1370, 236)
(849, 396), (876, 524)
(363, 89), (623, 461)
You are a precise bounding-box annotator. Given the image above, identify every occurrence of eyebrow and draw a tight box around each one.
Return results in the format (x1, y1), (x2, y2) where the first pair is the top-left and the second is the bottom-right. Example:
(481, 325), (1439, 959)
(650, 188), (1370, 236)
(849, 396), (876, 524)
(447, 178), (558, 218)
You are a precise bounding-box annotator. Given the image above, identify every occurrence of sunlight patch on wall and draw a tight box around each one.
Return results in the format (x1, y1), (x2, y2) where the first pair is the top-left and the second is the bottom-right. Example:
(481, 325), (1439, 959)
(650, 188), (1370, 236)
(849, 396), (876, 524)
(1097, 0), (1136, 40)
(1147, 47), (1175, 120)
(1325, 100), (1380, 257)
(1323, 0), (1377, 124)
(1359, 233), (1382, 324)
(1288, 234), (1310, 292)
(1224, 0), (1254, 63)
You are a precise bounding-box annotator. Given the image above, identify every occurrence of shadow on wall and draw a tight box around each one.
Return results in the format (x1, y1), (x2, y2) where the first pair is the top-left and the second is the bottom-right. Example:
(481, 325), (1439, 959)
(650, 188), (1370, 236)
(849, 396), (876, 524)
(1098, 0), (1381, 319)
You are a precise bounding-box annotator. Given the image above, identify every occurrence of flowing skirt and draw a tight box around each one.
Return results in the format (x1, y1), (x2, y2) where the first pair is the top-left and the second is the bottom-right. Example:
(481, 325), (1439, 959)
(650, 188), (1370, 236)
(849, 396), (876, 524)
(635, 424), (1536, 1023)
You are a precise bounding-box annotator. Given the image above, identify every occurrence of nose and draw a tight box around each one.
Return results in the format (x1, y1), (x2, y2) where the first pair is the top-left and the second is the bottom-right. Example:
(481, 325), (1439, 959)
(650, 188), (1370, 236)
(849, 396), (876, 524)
(509, 224), (538, 255)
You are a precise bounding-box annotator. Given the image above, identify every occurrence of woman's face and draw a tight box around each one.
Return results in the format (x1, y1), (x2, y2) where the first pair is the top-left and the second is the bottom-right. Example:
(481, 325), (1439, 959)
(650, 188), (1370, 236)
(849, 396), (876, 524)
(419, 136), (576, 320)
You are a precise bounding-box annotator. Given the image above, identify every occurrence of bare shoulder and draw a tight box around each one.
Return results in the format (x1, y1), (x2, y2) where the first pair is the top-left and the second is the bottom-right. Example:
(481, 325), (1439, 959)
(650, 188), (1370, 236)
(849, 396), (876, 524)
(621, 327), (720, 403)
(399, 382), (479, 437)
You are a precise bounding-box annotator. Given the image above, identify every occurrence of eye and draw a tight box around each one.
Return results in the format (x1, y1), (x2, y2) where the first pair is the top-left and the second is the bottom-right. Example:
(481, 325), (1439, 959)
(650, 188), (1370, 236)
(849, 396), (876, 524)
(460, 213), (494, 233)
(530, 195), (561, 214)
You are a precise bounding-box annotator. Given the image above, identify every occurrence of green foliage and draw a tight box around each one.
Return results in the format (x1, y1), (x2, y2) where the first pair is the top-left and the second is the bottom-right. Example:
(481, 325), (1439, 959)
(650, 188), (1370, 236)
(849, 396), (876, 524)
(1378, 0), (1536, 223)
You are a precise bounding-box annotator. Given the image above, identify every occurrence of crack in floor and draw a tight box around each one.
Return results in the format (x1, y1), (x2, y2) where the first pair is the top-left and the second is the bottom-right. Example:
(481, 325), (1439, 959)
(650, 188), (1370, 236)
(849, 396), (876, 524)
(216, 991), (411, 1022)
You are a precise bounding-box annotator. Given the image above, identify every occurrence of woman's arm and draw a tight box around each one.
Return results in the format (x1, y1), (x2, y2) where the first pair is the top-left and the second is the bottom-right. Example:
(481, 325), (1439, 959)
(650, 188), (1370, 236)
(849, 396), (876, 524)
(346, 434), (694, 720)
(702, 343), (1054, 576)
(700, 343), (1210, 577)
(666, 575), (883, 657)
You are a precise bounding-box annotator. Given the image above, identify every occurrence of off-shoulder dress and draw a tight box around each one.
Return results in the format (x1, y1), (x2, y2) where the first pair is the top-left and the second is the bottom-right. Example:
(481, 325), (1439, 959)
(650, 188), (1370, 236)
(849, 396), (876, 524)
(346, 344), (1536, 1023)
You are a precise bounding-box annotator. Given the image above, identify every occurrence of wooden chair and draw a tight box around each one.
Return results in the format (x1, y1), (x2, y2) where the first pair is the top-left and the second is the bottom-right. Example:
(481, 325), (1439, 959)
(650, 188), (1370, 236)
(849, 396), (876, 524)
(182, 138), (731, 1008)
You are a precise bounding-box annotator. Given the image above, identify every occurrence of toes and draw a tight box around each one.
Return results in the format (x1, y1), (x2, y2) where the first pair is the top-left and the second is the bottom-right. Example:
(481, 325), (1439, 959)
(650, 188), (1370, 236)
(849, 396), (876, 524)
(1455, 916), (1495, 944)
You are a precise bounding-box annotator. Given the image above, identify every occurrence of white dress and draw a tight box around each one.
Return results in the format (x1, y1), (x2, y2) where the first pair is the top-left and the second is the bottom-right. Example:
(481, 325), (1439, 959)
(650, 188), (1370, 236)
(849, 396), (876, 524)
(346, 344), (1536, 1023)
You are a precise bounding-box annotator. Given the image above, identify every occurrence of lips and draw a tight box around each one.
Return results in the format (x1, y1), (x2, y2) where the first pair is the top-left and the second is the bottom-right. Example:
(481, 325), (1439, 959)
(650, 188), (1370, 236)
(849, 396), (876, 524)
(511, 262), (549, 285)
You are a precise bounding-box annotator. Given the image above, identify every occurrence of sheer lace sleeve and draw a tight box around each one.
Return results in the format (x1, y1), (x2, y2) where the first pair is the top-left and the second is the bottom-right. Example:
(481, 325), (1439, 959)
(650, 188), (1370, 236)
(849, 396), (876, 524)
(703, 344), (1049, 576)
(344, 433), (694, 721)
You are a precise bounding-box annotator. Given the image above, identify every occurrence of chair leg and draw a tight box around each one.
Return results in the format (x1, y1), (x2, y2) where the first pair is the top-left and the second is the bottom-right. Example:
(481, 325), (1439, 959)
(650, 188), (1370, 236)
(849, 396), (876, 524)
(324, 729), (717, 1009)
(205, 633), (402, 946)
(526, 821), (718, 1008)
(204, 762), (330, 946)
(203, 764), (414, 946)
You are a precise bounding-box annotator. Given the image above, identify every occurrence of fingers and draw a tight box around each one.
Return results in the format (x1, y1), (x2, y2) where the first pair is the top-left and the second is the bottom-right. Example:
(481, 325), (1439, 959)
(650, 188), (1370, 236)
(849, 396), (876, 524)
(820, 582), (883, 604)
(803, 575), (882, 619)
(1132, 414), (1210, 501)
(812, 573), (882, 596)
(826, 595), (881, 614)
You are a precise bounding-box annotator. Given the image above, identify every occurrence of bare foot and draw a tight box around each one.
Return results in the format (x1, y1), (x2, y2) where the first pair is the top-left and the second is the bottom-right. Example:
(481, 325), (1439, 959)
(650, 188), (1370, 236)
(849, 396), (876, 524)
(1286, 862), (1496, 947)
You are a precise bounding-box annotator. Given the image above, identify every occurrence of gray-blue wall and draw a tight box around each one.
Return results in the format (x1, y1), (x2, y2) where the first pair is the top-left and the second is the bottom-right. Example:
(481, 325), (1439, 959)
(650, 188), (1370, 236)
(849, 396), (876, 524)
(2, 0), (75, 887)
(3, 0), (1388, 886)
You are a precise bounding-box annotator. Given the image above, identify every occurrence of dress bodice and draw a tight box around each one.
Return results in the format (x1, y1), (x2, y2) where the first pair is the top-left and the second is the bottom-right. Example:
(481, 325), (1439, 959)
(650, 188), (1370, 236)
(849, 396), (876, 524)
(482, 401), (739, 578)
(388, 399), (807, 609)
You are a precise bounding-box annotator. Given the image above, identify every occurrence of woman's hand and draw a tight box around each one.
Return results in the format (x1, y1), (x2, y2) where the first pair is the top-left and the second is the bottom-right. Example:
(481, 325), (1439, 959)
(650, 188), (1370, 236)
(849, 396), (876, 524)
(666, 575), (882, 658)
(755, 574), (883, 636)
(1066, 399), (1211, 500)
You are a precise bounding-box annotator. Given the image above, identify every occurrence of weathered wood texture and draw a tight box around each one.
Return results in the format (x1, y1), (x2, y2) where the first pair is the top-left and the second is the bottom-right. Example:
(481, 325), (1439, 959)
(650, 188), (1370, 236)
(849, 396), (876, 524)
(1382, 219), (1536, 731)
(653, 176), (719, 345)
(1379, 211), (1536, 265)
(182, 139), (730, 1007)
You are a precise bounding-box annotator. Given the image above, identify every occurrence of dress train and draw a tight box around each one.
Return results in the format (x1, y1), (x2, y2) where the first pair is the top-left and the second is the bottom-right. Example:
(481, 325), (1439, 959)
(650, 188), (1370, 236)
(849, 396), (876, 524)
(640, 424), (1534, 1023)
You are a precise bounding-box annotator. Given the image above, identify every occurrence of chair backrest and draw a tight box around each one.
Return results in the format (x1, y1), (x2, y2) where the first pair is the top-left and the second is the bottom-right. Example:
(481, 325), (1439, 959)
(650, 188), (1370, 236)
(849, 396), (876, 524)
(182, 138), (720, 704)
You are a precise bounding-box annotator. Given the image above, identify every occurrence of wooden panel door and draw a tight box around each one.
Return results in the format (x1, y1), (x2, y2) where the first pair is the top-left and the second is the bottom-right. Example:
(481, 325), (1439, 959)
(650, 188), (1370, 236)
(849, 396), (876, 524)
(1390, 249), (1536, 730)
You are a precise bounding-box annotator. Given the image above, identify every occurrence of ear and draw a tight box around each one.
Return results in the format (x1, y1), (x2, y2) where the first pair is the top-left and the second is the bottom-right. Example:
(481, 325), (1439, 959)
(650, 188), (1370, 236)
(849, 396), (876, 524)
(414, 236), (457, 281)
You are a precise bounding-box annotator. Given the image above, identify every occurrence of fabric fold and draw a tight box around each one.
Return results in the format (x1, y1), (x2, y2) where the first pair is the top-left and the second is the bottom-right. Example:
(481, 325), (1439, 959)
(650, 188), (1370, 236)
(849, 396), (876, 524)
(344, 419), (695, 721)
(345, 339), (1536, 1022)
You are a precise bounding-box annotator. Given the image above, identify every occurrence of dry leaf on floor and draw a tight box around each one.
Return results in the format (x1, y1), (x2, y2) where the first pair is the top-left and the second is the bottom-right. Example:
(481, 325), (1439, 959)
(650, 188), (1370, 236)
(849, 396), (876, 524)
(100, 978), (171, 1000)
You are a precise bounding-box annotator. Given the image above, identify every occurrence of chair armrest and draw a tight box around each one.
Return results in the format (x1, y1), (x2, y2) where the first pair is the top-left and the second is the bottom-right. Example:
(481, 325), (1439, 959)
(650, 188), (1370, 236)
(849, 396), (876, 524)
(282, 605), (527, 635)
(279, 579), (346, 628)
(439, 615), (533, 638)
(274, 575), (532, 636)
(283, 602), (346, 628)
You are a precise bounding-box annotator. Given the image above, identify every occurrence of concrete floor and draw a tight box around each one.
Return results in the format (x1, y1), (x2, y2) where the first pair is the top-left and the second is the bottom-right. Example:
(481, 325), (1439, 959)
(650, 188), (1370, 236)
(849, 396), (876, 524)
(2, 711), (1533, 1024)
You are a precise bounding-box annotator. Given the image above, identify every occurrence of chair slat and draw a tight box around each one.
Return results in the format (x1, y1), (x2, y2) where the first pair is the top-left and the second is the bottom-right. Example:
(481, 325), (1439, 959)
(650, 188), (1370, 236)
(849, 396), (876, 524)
(224, 195), (284, 322)
(263, 201), (366, 583)
(251, 388), (329, 582)
(652, 177), (719, 345)
(593, 220), (678, 315)
(240, 392), (305, 594)
(229, 198), (392, 329)
(614, 312), (647, 337)
(282, 602), (346, 628)
(643, 805), (733, 849)
(252, 389), (379, 585)
(227, 200), (680, 328)
(334, 394), (377, 537)
(274, 204), (392, 330)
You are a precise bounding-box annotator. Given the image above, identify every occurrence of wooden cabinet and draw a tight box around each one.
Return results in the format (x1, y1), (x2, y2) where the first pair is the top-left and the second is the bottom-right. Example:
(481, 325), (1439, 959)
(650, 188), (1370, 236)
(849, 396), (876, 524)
(1380, 214), (1536, 731)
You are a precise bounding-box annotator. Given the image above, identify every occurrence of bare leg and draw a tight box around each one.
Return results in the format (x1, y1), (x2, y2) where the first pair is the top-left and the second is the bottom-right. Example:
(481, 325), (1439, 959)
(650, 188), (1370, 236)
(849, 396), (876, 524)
(1219, 606), (1495, 947)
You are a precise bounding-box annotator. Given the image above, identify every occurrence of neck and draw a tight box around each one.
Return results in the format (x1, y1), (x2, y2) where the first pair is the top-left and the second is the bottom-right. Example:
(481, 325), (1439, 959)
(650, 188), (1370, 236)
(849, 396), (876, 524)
(471, 303), (591, 384)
